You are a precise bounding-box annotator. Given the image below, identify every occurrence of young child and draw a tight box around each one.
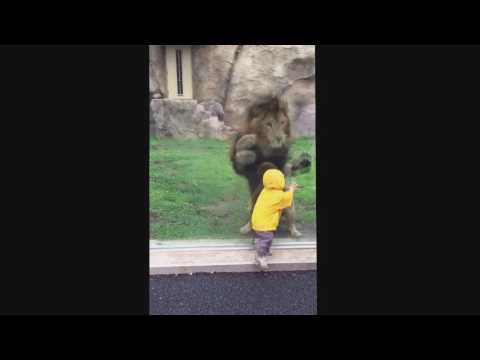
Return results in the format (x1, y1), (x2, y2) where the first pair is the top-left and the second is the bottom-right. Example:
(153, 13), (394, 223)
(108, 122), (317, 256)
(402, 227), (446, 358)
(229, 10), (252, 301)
(251, 169), (299, 270)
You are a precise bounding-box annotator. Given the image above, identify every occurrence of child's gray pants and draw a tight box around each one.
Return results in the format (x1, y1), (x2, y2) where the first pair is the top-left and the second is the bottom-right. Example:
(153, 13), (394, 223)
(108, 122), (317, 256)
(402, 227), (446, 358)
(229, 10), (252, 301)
(254, 231), (274, 256)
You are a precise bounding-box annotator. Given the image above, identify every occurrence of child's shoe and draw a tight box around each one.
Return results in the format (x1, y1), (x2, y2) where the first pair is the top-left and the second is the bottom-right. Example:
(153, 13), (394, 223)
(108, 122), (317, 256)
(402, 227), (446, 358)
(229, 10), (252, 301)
(255, 254), (269, 270)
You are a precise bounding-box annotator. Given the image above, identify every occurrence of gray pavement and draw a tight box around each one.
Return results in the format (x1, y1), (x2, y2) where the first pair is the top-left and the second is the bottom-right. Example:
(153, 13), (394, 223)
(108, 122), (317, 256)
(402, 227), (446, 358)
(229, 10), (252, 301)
(150, 271), (317, 315)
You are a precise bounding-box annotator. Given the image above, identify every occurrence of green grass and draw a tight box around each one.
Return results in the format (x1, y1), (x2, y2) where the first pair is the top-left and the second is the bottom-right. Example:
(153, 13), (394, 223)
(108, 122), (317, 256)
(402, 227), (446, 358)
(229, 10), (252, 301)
(150, 137), (316, 239)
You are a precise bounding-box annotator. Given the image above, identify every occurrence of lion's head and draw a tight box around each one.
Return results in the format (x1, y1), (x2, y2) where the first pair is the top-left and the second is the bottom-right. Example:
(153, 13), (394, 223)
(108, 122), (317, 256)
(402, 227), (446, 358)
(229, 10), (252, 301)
(245, 96), (291, 156)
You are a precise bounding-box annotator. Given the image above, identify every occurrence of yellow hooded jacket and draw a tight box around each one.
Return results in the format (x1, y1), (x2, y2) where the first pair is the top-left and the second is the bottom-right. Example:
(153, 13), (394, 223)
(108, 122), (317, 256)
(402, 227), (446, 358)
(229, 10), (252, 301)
(251, 169), (293, 232)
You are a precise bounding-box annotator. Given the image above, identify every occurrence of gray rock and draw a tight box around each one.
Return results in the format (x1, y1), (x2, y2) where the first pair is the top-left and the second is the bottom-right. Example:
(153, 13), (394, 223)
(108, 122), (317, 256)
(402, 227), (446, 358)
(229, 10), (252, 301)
(149, 45), (168, 96)
(192, 45), (238, 104)
(151, 91), (164, 99)
(150, 99), (234, 140)
(223, 45), (316, 137)
(199, 100), (225, 121)
(150, 99), (198, 138)
(293, 103), (315, 137)
(283, 75), (315, 137)
(198, 116), (222, 139)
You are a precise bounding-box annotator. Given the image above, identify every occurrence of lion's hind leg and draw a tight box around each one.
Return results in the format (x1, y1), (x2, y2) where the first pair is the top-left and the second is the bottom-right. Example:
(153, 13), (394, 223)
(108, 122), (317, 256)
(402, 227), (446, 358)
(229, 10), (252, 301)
(240, 221), (252, 235)
(285, 201), (302, 238)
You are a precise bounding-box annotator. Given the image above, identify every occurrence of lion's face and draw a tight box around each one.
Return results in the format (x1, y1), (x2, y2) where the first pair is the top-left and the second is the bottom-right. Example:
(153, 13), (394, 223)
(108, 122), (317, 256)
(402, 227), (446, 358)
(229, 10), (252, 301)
(257, 109), (290, 148)
(247, 97), (291, 155)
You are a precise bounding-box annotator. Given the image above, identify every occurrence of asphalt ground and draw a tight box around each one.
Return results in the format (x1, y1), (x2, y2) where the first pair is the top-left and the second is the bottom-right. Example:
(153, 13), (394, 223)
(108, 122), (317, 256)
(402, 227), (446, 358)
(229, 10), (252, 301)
(150, 270), (317, 315)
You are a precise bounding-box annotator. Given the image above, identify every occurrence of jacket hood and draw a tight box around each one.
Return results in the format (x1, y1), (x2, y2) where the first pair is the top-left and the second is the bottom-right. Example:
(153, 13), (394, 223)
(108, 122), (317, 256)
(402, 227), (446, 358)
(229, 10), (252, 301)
(262, 169), (285, 190)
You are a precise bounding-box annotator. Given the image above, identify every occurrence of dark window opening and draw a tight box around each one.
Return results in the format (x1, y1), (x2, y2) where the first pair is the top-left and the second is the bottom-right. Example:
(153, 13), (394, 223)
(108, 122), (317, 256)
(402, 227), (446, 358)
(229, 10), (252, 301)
(175, 49), (183, 96)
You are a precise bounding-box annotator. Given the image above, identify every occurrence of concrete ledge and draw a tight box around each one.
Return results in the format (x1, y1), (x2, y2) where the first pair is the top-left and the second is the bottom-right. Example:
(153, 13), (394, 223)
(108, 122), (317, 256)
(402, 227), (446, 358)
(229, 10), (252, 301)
(150, 240), (316, 275)
(150, 237), (316, 248)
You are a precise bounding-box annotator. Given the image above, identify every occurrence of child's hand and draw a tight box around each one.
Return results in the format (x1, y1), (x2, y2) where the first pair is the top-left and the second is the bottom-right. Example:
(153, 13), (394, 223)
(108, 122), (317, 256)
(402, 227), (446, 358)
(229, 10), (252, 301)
(289, 183), (300, 192)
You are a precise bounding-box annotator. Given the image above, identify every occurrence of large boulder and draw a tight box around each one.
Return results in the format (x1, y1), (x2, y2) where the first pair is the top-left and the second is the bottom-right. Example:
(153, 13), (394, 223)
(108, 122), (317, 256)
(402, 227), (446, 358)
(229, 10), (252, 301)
(282, 75), (315, 137)
(199, 99), (225, 121)
(192, 45), (238, 104)
(292, 102), (315, 137)
(150, 99), (199, 138)
(150, 99), (234, 140)
(223, 45), (315, 137)
(197, 115), (225, 139)
(149, 45), (167, 97)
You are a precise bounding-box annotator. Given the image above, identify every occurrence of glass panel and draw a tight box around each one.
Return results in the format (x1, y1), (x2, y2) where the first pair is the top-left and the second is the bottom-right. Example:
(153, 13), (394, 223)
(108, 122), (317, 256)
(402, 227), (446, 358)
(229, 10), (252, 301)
(151, 45), (317, 245)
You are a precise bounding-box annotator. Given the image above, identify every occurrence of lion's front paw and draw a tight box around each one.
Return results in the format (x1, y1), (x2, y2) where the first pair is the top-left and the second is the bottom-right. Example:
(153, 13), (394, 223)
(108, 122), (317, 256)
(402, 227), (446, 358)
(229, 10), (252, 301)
(298, 152), (312, 167)
(289, 227), (303, 238)
(235, 150), (257, 166)
(292, 152), (312, 173)
(235, 134), (257, 151)
(240, 222), (252, 235)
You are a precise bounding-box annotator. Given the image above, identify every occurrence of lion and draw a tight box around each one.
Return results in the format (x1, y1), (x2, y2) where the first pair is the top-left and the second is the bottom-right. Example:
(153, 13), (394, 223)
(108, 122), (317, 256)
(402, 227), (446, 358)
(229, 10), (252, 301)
(229, 96), (311, 238)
